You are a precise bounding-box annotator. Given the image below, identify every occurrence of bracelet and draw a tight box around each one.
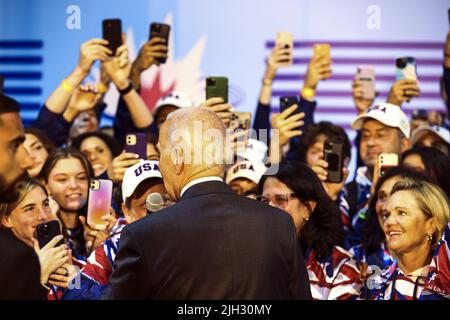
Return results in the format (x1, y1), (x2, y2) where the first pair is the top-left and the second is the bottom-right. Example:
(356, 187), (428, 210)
(118, 82), (134, 96)
(301, 87), (315, 100)
(61, 79), (74, 93)
(96, 82), (109, 94)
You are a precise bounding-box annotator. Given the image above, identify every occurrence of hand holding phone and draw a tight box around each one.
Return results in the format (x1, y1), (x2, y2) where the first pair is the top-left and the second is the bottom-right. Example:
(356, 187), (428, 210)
(275, 32), (293, 65)
(313, 43), (331, 62)
(280, 96), (299, 114)
(355, 66), (376, 100)
(378, 153), (398, 177)
(87, 179), (113, 230)
(102, 19), (122, 55)
(228, 111), (251, 131)
(125, 133), (147, 160)
(36, 220), (64, 249)
(324, 140), (344, 183)
(395, 57), (417, 81)
(149, 23), (170, 64)
(206, 77), (228, 103)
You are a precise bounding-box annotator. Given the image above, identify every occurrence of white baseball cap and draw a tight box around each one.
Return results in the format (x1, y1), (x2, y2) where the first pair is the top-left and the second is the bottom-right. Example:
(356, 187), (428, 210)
(410, 125), (450, 147)
(351, 103), (410, 138)
(153, 91), (194, 114)
(225, 160), (267, 185)
(122, 160), (162, 202)
(236, 138), (268, 163)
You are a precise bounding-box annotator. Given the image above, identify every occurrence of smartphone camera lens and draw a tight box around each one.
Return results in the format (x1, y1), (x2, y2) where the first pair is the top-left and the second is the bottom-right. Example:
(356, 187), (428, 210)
(396, 58), (406, 69)
(207, 78), (216, 86)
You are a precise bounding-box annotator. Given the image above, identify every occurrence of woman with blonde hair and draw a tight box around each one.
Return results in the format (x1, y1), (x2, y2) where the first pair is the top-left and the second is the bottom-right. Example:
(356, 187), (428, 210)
(366, 179), (450, 300)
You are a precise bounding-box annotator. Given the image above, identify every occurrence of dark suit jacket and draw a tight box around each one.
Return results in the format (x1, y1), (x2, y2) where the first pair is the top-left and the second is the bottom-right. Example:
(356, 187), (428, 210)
(0, 228), (46, 299)
(103, 181), (311, 299)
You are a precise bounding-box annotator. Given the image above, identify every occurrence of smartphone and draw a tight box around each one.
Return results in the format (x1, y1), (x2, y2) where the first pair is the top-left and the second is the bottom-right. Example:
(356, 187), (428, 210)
(324, 140), (344, 183)
(313, 43), (331, 61)
(275, 32), (293, 64)
(102, 19), (122, 55)
(228, 111), (252, 131)
(356, 66), (376, 100)
(395, 57), (417, 81)
(87, 179), (113, 229)
(448, 8), (450, 28)
(0, 74), (4, 93)
(149, 23), (170, 64)
(378, 153), (399, 177)
(36, 220), (64, 249)
(280, 96), (299, 113)
(206, 76), (228, 103)
(125, 133), (147, 160)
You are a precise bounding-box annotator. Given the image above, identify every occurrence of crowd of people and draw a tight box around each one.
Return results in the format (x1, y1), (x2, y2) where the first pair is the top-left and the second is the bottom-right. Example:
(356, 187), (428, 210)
(0, 20), (449, 300)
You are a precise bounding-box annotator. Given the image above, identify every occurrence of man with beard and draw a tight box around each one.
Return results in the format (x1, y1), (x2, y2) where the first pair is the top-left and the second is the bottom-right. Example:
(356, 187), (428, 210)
(0, 93), (45, 299)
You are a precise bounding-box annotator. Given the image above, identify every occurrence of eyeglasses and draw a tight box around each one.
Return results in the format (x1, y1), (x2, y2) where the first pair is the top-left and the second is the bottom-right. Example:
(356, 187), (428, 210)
(256, 193), (296, 209)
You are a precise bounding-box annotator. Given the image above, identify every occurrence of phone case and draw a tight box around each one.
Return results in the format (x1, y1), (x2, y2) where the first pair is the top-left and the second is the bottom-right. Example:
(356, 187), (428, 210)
(324, 140), (343, 183)
(280, 96), (299, 113)
(87, 179), (113, 229)
(356, 66), (376, 100)
(0, 74), (4, 93)
(313, 43), (331, 61)
(36, 220), (64, 249)
(149, 23), (170, 63)
(102, 19), (122, 55)
(228, 111), (251, 131)
(206, 77), (228, 103)
(275, 32), (293, 64)
(395, 57), (417, 81)
(379, 153), (399, 176)
(125, 133), (147, 160)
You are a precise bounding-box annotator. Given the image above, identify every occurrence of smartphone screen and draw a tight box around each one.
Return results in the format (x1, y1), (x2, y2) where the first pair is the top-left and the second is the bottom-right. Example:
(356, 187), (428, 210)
(125, 133), (147, 160)
(205, 77), (228, 103)
(102, 19), (122, 55)
(87, 179), (113, 229)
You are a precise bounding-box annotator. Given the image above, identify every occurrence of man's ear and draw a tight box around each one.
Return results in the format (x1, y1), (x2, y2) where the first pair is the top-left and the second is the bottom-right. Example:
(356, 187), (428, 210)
(174, 146), (185, 175)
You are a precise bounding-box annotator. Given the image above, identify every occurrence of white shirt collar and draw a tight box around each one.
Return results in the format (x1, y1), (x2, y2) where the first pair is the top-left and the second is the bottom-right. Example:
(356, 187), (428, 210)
(180, 176), (224, 197)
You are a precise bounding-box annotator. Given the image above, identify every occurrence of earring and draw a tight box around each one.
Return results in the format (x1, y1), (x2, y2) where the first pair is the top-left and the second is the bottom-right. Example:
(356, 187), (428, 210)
(426, 233), (433, 242)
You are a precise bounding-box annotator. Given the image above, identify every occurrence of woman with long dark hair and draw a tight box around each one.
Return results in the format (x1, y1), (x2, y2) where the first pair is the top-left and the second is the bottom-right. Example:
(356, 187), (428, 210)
(258, 161), (361, 299)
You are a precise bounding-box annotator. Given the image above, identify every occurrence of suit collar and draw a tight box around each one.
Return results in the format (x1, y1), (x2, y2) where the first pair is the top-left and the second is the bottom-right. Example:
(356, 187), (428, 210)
(180, 180), (233, 201)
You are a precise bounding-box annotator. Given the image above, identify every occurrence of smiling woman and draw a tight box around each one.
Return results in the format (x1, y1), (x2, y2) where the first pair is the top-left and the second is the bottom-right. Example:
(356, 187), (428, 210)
(40, 148), (94, 260)
(367, 179), (450, 300)
(71, 131), (122, 178)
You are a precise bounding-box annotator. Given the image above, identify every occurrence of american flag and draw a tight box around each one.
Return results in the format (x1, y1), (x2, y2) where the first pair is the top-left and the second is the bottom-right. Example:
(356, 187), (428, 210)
(267, 40), (446, 175)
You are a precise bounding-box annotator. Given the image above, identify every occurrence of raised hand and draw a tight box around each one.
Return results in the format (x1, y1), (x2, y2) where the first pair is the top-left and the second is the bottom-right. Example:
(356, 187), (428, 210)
(387, 79), (420, 106)
(271, 104), (305, 146)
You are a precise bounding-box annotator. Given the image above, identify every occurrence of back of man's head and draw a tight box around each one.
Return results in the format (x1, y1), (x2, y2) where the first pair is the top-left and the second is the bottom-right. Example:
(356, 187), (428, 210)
(161, 107), (227, 177)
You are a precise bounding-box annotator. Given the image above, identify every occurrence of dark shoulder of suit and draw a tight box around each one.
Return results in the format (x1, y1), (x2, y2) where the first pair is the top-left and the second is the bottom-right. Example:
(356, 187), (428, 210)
(126, 181), (308, 299)
(0, 228), (46, 300)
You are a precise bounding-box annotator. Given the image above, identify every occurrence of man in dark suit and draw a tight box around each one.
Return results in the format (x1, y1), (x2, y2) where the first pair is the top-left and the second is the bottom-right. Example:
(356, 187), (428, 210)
(104, 107), (311, 299)
(0, 93), (44, 299)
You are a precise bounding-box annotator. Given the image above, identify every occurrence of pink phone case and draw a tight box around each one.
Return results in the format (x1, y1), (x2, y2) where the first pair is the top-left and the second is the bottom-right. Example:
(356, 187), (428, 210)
(87, 179), (113, 229)
(356, 66), (375, 100)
